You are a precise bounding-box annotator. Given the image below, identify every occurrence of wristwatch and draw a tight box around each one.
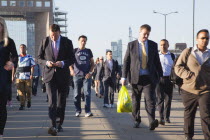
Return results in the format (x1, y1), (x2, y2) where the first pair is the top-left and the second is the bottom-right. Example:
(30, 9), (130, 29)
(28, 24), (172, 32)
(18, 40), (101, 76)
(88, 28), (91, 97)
(89, 72), (93, 75)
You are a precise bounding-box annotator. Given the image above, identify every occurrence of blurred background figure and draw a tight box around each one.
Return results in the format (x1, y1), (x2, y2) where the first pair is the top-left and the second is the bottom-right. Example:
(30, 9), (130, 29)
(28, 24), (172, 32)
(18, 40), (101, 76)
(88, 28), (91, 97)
(0, 16), (18, 140)
(32, 58), (41, 96)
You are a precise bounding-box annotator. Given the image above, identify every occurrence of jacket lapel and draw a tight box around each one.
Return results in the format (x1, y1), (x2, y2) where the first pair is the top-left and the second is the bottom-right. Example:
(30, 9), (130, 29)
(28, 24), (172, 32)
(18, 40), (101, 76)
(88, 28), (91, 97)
(105, 60), (111, 71)
(48, 38), (55, 61)
(147, 40), (152, 65)
(133, 40), (141, 66)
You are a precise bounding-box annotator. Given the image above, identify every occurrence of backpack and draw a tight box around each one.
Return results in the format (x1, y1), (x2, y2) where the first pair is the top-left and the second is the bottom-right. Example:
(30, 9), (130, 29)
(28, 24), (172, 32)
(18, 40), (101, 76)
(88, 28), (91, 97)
(170, 47), (192, 87)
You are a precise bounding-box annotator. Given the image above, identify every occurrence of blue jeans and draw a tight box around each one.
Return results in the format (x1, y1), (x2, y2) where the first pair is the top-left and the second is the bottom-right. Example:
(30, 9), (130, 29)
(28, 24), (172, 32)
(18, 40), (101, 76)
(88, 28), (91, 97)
(73, 75), (92, 113)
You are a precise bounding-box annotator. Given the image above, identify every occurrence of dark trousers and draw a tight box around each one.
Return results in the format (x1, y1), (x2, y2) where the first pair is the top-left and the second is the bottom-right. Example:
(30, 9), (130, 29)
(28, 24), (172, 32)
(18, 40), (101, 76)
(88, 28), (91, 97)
(45, 73), (68, 127)
(7, 82), (12, 101)
(103, 78), (115, 105)
(131, 75), (156, 124)
(32, 76), (39, 95)
(181, 90), (210, 139)
(99, 80), (104, 95)
(0, 92), (8, 135)
(156, 77), (173, 120)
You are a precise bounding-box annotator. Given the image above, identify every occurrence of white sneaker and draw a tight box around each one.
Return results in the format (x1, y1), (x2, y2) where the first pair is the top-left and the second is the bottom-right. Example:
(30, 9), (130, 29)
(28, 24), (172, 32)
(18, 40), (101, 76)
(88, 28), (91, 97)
(85, 112), (93, 117)
(110, 104), (114, 108)
(103, 104), (110, 108)
(75, 112), (81, 117)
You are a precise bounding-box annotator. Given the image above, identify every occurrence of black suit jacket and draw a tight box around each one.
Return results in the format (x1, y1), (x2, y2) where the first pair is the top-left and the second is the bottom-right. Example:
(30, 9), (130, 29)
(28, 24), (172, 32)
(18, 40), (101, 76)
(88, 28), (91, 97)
(37, 36), (75, 85)
(122, 40), (163, 84)
(102, 59), (119, 83)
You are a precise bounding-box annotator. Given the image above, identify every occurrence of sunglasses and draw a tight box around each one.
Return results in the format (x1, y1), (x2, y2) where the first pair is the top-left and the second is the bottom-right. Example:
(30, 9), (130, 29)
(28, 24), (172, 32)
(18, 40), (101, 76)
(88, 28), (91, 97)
(100, 59), (103, 60)
(200, 37), (209, 40)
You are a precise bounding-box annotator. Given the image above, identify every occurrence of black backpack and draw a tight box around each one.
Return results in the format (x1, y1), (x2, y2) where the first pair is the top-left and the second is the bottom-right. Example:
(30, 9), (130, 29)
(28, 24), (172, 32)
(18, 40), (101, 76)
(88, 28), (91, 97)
(170, 47), (192, 87)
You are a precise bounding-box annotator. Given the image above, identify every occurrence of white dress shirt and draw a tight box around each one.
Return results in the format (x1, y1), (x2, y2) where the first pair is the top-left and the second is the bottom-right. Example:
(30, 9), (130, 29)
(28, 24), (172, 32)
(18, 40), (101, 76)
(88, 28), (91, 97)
(159, 51), (174, 76)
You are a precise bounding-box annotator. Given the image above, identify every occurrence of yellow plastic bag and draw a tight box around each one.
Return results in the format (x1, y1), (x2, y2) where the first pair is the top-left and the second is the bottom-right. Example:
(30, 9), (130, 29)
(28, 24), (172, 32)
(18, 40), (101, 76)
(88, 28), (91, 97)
(117, 86), (132, 113)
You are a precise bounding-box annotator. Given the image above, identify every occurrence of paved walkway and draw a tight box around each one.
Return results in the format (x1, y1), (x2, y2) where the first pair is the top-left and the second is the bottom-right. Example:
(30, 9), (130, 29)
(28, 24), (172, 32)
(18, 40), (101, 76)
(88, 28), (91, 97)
(4, 85), (204, 140)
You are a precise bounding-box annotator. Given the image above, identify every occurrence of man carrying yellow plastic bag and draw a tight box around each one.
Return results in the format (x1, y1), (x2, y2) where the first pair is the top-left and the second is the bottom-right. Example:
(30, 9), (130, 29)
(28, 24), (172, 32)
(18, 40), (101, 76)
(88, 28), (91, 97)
(117, 86), (132, 113)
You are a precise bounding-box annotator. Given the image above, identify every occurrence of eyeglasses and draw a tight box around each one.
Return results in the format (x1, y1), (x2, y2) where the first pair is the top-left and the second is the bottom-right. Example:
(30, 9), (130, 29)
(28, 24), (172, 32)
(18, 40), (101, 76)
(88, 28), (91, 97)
(200, 37), (209, 40)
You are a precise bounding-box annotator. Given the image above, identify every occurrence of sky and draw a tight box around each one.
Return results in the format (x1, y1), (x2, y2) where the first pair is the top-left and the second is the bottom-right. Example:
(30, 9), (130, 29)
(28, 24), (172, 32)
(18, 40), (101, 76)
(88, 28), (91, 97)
(55, 0), (210, 59)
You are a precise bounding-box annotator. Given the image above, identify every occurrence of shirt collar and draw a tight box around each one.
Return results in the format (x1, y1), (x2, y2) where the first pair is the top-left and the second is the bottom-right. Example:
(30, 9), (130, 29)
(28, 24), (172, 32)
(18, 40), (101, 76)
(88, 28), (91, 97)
(159, 51), (170, 55)
(20, 54), (27, 57)
(138, 39), (148, 46)
(193, 45), (209, 53)
(52, 35), (61, 43)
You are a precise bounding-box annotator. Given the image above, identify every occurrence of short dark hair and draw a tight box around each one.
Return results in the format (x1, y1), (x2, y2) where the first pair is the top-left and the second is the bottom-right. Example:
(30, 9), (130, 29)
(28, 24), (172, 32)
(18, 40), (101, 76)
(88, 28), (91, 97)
(106, 50), (112, 55)
(20, 44), (26, 48)
(49, 24), (60, 32)
(197, 29), (209, 38)
(160, 39), (169, 44)
(140, 24), (151, 32)
(78, 35), (87, 41)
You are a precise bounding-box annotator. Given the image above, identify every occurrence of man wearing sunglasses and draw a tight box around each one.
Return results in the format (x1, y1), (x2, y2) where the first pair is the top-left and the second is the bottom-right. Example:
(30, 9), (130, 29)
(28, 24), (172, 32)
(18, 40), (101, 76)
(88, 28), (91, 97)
(175, 29), (210, 140)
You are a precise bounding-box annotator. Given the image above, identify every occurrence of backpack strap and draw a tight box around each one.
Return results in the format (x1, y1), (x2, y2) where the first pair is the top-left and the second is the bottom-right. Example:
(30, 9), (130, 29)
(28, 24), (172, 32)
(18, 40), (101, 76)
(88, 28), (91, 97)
(185, 47), (192, 64)
(170, 53), (175, 61)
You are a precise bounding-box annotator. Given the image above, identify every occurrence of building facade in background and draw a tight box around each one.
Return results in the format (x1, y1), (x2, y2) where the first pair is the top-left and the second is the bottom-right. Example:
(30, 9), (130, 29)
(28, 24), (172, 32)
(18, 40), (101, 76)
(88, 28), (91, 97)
(111, 40), (122, 65)
(0, 0), (54, 57)
(54, 7), (68, 37)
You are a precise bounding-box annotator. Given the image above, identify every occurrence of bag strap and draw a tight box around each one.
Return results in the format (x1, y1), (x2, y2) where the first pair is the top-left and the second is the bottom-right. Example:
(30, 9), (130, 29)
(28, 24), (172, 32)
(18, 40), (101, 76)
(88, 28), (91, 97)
(185, 47), (192, 64)
(170, 53), (175, 61)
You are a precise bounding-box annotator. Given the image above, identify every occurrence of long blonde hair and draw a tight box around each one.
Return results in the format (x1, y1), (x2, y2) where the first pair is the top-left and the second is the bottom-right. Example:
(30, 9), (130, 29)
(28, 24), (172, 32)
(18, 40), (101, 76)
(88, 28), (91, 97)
(0, 17), (9, 47)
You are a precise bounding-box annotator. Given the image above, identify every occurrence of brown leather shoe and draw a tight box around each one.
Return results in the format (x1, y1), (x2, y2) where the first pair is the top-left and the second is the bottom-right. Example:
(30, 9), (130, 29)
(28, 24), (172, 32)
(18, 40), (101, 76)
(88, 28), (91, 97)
(48, 127), (57, 136)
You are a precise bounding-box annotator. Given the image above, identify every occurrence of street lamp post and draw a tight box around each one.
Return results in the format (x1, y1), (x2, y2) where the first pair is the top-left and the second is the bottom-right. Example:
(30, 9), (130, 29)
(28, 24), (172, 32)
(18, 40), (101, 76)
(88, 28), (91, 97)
(193, 0), (195, 47)
(153, 10), (178, 39)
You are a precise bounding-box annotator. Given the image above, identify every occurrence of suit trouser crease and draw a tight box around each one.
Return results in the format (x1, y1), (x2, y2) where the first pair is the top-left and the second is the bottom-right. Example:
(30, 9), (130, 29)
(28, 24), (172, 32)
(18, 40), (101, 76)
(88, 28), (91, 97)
(103, 78), (115, 105)
(181, 90), (210, 139)
(131, 76), (156, 124)
(32, 77), (39, 95)
(156, 78), (173, 120)
(46, 73), (67, 127)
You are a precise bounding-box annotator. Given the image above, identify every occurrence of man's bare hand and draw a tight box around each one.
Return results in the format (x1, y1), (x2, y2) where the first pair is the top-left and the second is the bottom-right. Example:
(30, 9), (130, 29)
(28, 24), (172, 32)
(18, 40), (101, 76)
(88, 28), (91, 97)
(70, 70), (75, 76)
(85, 73), (92, 79)
(121, 79), (126, 86)
(47, 61), (54, 68)
(12, 76), (16, 83)
(54, 61), (63, 67)
(4, 61), (14, 71)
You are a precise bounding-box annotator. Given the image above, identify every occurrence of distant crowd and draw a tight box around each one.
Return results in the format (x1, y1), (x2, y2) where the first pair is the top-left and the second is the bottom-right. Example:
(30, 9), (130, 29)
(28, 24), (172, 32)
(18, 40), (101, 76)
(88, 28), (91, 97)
(0, 16), (210, 140)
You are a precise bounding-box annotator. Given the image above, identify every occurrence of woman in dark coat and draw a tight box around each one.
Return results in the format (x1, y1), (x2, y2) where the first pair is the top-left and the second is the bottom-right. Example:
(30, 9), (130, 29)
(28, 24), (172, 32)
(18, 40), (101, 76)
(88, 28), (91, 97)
(0, 17), (18, 139)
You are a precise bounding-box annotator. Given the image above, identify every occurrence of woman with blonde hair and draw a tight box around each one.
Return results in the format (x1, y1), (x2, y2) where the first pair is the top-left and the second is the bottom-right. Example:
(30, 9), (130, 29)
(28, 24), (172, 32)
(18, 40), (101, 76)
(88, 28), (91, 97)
(0, 17), (18, 140)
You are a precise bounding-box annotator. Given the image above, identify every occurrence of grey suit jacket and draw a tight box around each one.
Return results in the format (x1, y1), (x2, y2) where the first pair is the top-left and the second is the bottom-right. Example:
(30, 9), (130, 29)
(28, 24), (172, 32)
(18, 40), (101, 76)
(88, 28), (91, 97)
(122, 39), (163, 84)
(102, 59), (119, 82)
(37, 36), (75, 85)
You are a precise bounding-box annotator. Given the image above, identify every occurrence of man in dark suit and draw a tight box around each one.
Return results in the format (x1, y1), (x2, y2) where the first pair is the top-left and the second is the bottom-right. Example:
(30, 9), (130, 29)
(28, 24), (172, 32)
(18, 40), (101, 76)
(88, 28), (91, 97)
(122, 24), (163, 130)
(37, 24), (74, 136)
(102, 50), (119, 108)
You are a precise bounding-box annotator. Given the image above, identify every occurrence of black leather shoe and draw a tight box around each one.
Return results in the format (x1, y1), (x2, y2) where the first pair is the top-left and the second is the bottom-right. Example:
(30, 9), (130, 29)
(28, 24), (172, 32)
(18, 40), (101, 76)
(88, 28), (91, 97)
(185, 136), (192, 140)
(19, 105), (25, 110)
(48, 127), (57, 136)
(27, 101), (31, 108)
(159, 119), (165, 125)
(166, 118), (171, 123)
(149, 119), (159, 130)
(133, 121), (140, 128)
(57, 124), (63, 132)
